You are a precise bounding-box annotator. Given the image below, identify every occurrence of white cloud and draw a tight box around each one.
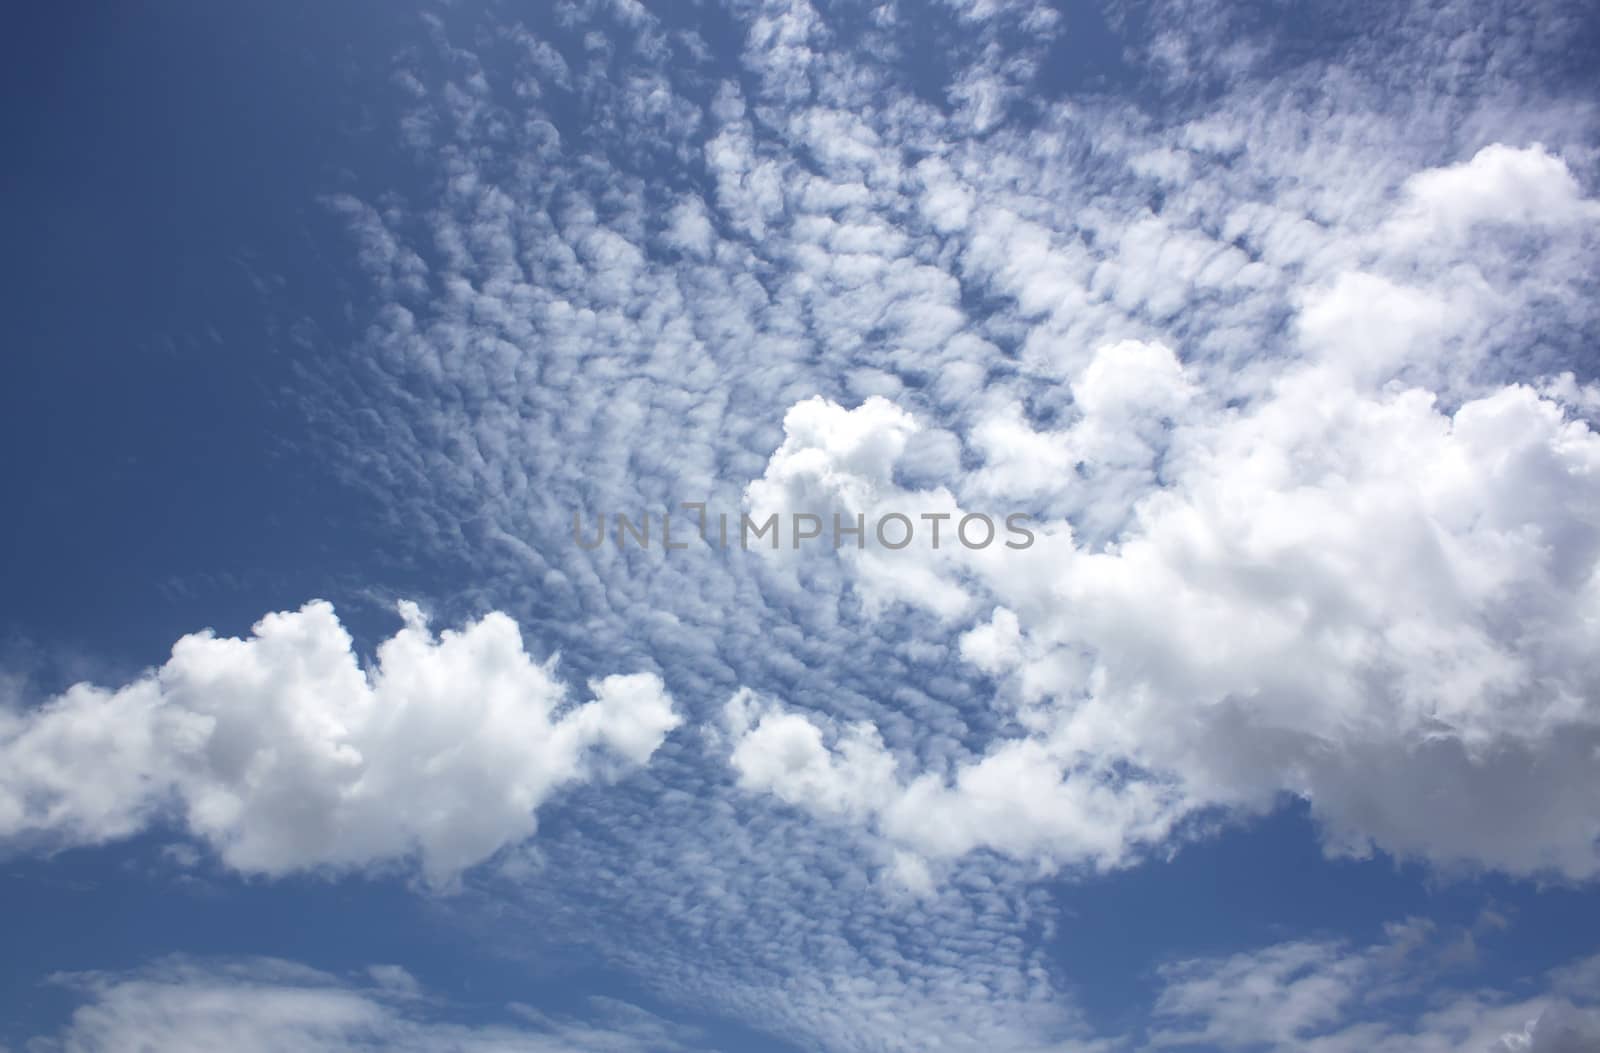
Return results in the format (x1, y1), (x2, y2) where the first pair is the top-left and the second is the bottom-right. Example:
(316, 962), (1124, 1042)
(26, 956), (710, 1053)
(729, 348), (1600, 881)
(0, 602), (679, 885)
(721, 139), (1600, 883)
(284, 1), (1600, 1047)
(1148, 923), (1600, 1053)
(724, 686), (1185, 873)
(723, 688), (897, 822)
(1392, 142), (1600, 245)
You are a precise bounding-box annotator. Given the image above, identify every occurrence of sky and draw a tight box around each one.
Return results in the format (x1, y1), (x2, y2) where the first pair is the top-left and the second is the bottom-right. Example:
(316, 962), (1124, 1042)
(3, 1), (1600, 1050)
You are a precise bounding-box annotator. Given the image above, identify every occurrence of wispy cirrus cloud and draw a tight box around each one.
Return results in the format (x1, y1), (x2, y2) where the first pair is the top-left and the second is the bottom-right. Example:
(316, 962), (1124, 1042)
(1147, 920), (1600, 1051)
(24, 956), (717, 1053)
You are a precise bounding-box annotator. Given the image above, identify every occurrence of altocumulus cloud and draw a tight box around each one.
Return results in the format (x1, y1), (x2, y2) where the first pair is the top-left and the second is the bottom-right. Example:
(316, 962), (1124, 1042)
(0, 601), (679, 885)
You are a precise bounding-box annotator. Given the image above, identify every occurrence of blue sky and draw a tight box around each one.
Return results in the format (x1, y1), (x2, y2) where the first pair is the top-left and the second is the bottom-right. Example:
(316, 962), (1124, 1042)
(4, 1), (1600, 1050)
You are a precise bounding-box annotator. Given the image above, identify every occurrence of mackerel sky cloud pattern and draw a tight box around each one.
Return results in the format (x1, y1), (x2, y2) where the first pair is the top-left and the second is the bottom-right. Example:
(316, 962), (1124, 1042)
(4, 1), (1600, 1050)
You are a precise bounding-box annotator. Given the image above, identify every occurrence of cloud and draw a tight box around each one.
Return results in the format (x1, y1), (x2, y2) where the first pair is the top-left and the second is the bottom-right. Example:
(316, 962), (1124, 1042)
(722, 139), (1600, 883)
(728, 352), (1600, 881)
(1148, 922), (1600, 1052)
(723, 687), (1186, 875)
(16, 933), (1600, 1053)
(25, 956), (711, 1053)
(0, 601), (679, 885)
(259, 0), (1600, 1046)
(1392, 142), (1600, 245)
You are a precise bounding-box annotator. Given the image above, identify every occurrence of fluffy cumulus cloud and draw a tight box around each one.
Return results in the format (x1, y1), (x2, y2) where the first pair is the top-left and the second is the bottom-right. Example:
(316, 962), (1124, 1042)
(724, 139), (1600, 883)
(0, 602), (678, 884)
(724, 685), (1185, 882)
(23, 957), (711, 1053)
